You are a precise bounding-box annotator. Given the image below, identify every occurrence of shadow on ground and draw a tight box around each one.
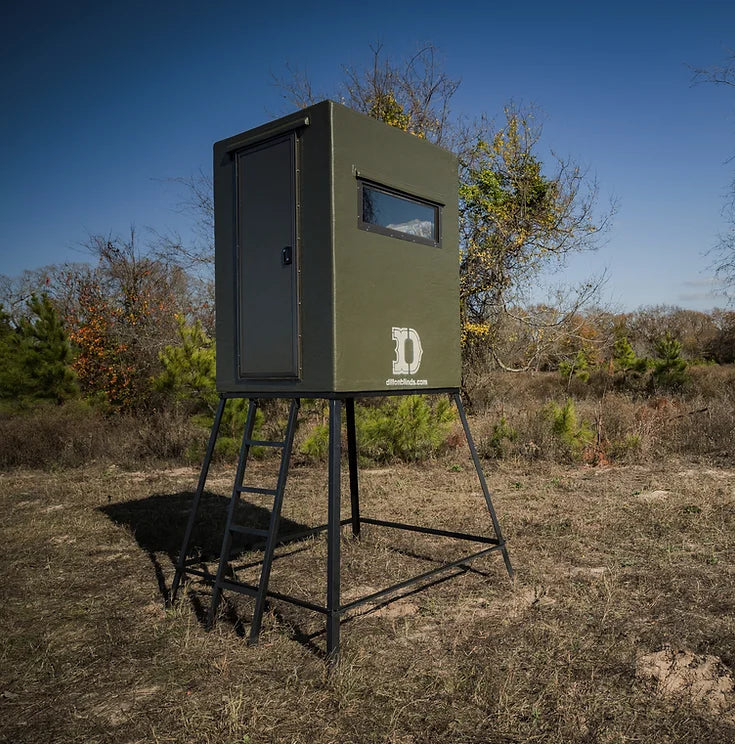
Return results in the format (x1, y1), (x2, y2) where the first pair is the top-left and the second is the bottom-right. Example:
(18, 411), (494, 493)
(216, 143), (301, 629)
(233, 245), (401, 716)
(100, 490), (310, 561)
(99, 491), (312, 609)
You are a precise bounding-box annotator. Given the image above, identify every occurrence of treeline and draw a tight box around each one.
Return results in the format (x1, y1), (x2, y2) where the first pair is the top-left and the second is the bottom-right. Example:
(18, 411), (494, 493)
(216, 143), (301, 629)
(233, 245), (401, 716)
(1, 234), (209, 412)
(1, 234), (734, 470)
(2, 234), (733, 417)
(1, 43), (733, 467)
(471, 303), (735, 378)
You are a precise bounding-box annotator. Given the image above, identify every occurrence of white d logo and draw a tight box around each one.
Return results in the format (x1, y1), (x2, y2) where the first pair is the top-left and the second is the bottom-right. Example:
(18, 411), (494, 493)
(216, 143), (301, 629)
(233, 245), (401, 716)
(391, 327), (423, 375)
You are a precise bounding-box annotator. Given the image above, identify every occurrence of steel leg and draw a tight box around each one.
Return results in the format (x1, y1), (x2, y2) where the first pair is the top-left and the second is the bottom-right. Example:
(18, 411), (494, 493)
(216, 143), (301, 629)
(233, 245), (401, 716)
(171, 396), (227, 604)
(345, 397), (360, 538)
(326, 399), (342, 663)
(453, 393), (514, 579)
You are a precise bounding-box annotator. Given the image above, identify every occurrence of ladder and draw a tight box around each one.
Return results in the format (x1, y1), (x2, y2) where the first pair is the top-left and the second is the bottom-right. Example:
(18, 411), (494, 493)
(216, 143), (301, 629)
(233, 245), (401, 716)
(208, 397), (299, 643)
(171, 397), (300, 645)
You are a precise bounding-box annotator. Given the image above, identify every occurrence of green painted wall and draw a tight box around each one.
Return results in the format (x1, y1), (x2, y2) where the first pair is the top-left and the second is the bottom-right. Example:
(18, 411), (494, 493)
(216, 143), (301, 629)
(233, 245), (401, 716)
(214, 100), (460, 394)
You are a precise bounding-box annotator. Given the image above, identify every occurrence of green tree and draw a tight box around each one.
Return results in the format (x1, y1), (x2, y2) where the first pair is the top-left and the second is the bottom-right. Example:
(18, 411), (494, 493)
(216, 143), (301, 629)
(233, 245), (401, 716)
(459, 106), (610, 369)
(653, 332), (688, 389)
(546, 398), (594, 460)
(559, 349), (591, 386)
(0, 294), (78, 404)
(155, 315), (217, 412)
(612, 335), (637, 371)
(612, 334), (649, 376)
(0, 305), (20, 398)
(154, 317), (261, 456)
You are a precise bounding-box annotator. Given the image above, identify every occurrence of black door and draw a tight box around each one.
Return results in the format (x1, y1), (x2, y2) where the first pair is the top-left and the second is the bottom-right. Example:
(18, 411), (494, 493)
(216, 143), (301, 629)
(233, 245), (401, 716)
(236, 133), (299, 379)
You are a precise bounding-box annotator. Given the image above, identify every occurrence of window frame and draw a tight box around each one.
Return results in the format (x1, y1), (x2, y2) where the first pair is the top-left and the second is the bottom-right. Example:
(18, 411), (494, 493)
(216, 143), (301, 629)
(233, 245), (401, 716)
(357, 179), (442, 248)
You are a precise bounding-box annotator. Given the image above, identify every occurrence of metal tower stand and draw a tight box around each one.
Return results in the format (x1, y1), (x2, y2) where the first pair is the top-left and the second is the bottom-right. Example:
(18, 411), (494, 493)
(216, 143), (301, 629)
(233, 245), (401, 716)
(172, 391), (513, 663)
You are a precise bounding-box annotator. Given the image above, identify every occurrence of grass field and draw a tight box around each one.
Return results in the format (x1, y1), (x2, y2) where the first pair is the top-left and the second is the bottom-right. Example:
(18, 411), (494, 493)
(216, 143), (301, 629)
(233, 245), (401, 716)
(2, 447), (734, 743)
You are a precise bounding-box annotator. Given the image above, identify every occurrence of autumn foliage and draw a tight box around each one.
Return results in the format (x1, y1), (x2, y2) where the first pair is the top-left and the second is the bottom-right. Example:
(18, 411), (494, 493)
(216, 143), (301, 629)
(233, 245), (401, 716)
(60, 235), (184, 411)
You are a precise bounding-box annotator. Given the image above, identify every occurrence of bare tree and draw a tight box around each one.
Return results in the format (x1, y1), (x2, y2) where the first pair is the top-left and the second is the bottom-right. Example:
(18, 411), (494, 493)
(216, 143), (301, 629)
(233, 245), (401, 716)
(692, 50), (735, 303)
(712, 180), (735, 301)
(275, 42), (460, 146)
(691, 52), (735, 88)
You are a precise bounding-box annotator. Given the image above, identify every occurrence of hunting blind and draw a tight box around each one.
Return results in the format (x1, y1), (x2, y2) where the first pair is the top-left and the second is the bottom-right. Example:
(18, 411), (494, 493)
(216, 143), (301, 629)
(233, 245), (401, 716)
(213, 99), (461, 393)
(173, 102), (512, 664)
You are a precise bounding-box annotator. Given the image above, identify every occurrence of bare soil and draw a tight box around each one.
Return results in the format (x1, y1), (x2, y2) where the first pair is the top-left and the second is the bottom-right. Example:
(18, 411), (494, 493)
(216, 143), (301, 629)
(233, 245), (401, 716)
(1, 451), (734, 743)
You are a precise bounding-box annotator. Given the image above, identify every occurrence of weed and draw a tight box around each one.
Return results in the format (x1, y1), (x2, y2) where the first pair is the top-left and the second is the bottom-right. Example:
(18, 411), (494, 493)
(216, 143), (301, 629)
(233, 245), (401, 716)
(483, 415), (518, 459)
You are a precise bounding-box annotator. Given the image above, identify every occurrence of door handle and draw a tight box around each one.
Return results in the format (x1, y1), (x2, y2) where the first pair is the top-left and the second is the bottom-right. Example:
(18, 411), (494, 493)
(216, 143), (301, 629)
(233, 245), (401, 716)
(281, 246), (293, 266)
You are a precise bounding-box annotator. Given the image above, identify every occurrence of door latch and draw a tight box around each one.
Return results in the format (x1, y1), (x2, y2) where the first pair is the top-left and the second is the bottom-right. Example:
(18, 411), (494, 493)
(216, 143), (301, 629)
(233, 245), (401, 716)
(281, 246), (293, 266)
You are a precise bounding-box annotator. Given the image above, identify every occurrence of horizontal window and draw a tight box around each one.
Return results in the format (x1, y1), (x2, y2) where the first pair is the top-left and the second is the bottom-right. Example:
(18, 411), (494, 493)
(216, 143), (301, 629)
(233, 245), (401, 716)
(358, 181), (440, 247)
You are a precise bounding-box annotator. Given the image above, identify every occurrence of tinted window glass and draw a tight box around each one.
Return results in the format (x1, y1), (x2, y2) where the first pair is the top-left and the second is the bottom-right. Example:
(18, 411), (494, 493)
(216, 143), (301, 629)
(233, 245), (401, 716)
(360, 183), (438, 245)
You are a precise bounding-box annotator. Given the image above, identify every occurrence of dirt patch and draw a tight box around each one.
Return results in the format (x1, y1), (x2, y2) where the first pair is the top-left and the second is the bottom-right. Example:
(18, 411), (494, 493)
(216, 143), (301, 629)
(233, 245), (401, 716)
(636, 647), (735, 718)
(376, 600), (420, 619)
(508, 585), (556, 617)
(634, 489), (671, 502)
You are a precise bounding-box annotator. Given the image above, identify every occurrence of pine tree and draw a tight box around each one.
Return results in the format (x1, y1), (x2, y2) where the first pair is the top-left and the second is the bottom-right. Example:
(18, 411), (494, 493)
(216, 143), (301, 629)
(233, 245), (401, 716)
(154, 315), (217, 412)
(1, 294), (78, 404)
(154, 316), (257, 453)
(612, 335), (649, 376)
(0, 305), (23, 400)
(612, 335), (637, 371)
(653, 332), (688, 389)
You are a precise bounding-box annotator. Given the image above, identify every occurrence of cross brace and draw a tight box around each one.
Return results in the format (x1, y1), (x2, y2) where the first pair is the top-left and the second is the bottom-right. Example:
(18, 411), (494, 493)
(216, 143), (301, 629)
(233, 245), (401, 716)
(171, 391), (513, 664)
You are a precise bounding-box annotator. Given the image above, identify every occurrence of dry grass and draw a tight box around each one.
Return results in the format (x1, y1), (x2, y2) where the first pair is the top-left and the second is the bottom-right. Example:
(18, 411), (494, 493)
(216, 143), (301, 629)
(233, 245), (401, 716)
(2, 444), (735, 743)
(465, 365), (735, 466)
(0, 403), (201, 469)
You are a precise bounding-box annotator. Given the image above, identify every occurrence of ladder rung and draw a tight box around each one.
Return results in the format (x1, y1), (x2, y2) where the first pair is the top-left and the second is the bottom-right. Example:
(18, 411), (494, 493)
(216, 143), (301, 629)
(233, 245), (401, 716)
(182, 567), (208, 578)
(244, 439), (286, 448)
(220, 578), (259, 597)
(237, 486), (278, 496)
(229, 524), (269, 538)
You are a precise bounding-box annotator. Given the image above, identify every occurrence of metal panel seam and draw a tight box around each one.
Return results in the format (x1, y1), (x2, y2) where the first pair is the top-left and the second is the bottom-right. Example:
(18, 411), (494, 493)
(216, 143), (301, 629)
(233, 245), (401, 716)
(328, 102), (338, 391)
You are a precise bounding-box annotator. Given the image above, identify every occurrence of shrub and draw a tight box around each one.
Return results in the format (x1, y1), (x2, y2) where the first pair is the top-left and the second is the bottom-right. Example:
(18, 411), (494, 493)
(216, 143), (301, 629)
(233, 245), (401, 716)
(299, 396), (456, 463)
(481, 415), (518, 459)
(559, 350), (591, 386)
(155, 318), (269, 461)
(357, 395), (455, 462)
(545, 399), (594, 460)
(0, 294), (78, 405)
(299, 420), (330, 461)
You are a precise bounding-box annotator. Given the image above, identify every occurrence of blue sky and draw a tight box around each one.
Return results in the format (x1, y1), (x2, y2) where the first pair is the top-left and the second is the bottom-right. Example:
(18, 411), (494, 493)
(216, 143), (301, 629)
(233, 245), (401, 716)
(1, 0), (733, 311)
